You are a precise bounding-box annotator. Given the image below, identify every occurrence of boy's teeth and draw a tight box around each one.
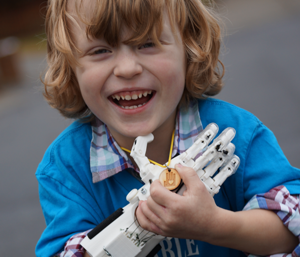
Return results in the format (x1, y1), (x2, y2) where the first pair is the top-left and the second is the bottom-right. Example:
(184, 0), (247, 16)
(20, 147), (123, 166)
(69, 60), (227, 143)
(123, 94), (138, 100)
(120, 103), (146, 109)
(124, 105), (137, 109)
(113, 91), (153, 102)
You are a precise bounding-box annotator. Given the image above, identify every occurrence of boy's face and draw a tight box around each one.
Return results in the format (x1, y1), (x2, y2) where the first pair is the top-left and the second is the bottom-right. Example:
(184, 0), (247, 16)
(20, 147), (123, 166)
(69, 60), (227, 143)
(72, 8), (186, 146)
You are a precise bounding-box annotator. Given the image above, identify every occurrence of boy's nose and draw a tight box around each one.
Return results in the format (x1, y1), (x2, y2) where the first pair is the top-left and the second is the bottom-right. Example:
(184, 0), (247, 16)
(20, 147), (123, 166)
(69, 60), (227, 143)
(113, 52), (142, 79)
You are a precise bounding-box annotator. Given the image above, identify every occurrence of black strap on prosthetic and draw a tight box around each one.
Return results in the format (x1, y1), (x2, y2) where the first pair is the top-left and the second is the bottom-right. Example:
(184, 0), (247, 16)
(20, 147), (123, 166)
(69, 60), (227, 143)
(87, 208), (124, 239)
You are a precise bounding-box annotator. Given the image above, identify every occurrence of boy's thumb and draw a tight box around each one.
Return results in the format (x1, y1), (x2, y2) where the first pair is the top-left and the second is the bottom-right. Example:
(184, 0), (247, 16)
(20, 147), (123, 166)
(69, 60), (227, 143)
(175, 163), (201, 191)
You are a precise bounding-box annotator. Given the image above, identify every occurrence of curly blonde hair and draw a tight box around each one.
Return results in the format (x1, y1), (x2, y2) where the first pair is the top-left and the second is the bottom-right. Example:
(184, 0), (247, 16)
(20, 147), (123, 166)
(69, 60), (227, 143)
(43, 0), (224, 120)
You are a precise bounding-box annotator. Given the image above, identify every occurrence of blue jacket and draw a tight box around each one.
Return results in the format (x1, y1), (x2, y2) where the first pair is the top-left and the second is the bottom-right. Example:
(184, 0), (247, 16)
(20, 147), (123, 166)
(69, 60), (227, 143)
(36, 98), (300, 257)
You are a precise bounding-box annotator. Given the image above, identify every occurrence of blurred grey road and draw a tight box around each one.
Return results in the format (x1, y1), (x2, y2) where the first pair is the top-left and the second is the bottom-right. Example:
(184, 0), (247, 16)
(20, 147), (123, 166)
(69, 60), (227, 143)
(1, 1), (300, 256)
(0, 53), (72, 256)
(217, 0), (300, 167)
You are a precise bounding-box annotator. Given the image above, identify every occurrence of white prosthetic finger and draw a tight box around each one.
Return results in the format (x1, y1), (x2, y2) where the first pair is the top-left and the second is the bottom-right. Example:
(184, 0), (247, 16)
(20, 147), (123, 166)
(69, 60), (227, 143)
(180, 123), (219, 165)
(214, 155), (240, 185)
(192, 127), (236, 172)
(212, 127), (236, 152)
(199, 143), (235, 180)
(131, 134), (154, 156)
(191, 143), (220, 172)
(203, 155), (240, 196)
(130, 134), (154, 178)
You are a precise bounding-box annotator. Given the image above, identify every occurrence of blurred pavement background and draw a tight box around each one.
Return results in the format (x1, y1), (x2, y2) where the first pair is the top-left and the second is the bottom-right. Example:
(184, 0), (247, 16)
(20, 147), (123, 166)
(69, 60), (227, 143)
(0, 0), (299, 256)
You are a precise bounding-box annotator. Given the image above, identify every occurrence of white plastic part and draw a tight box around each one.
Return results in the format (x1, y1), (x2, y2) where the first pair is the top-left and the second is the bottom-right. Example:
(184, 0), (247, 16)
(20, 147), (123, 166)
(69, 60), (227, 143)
(130, 134), (154, 178)
(213, 155), (240, 186)
(212, 127), (236, 152)
(126, 189), (139, 203)
(81, 123), (239, 257)
(201, 155), (240, 195)
(192, 128), (236, 172)
(181, 123), (219, 163)
(105, 232), (142, 256)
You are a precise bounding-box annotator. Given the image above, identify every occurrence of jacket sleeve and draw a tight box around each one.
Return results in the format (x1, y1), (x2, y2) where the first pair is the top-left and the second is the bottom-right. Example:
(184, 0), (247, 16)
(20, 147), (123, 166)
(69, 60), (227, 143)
(36, 171), (103, 257)
(241, 121), (300, 202)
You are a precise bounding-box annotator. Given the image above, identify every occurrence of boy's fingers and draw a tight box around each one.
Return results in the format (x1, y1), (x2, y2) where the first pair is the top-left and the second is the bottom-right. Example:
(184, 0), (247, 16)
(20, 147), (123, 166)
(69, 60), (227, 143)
(175, 163), (205, 194)
(136, 202), (152, 230)
(146, 194), (167, 218)
(149, 180), (178, 207)
(136, 201), (162, 234)
(139, 200), (161, 226)
(149, 164), (208, 208)
(135, 201), (148, 226)
(150, 164), (204, 206)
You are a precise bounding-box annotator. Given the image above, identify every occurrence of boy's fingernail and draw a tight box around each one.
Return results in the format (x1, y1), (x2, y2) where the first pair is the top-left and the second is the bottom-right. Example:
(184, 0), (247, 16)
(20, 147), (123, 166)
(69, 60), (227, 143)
(176, 163), (183, 168)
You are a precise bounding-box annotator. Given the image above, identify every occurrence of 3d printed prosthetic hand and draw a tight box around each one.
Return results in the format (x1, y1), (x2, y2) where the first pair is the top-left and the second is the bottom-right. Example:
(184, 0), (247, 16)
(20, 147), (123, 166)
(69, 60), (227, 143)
(81, 123), (240, 257)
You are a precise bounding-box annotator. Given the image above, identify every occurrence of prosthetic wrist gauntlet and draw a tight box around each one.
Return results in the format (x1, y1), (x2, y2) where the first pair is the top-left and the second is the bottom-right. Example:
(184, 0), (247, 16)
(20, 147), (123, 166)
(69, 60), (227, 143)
(81, 123), (240, 257)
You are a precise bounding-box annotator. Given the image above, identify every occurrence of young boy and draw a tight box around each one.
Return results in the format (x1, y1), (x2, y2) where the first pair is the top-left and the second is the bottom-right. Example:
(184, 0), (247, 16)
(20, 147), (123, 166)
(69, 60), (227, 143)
(36, 0), (300, 256)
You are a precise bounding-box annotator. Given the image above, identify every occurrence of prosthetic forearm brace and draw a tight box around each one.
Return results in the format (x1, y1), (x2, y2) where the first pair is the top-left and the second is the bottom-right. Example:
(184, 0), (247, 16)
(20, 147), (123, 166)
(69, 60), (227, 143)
(81, 123), (240, 257)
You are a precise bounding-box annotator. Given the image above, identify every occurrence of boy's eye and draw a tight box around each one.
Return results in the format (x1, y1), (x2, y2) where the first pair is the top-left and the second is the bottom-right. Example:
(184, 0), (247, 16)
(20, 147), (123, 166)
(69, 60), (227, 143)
(91, 48), (110, 55)
(139, 42), (155, 49)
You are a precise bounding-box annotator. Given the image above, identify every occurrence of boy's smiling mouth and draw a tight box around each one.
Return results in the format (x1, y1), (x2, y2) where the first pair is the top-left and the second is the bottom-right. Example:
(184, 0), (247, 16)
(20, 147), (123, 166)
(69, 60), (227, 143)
(109, 90), (154, 109)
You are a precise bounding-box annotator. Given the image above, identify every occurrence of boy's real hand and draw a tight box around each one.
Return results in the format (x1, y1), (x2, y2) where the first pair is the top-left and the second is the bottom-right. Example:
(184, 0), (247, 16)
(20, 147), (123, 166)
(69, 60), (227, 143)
(136, 163), (222, 242)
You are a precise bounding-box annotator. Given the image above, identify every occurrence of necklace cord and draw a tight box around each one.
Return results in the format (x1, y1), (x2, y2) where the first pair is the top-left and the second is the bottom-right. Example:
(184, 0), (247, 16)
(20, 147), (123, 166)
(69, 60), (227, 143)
(120, 130), (175, 168)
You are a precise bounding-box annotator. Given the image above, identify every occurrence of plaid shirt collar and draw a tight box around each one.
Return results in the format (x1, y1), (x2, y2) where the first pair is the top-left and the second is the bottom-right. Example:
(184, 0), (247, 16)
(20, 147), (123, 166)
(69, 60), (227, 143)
(90, 100), (203, 183)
